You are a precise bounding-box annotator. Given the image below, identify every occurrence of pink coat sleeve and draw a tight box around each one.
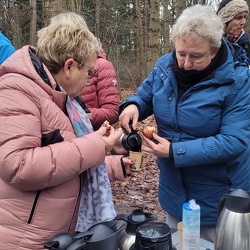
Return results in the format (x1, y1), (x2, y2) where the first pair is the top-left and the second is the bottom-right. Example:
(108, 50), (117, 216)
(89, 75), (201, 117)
(105, 155), (125, 181)
(0, 78), (107, 191)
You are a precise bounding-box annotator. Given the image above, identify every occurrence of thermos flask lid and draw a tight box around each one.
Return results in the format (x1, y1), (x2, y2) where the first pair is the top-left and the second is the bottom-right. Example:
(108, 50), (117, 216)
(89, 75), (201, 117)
(136, 222), (172, 243)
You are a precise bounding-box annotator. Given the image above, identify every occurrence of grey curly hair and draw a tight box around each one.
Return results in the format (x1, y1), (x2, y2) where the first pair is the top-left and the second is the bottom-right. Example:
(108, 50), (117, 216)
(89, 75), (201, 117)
(171, 5), (224, 51)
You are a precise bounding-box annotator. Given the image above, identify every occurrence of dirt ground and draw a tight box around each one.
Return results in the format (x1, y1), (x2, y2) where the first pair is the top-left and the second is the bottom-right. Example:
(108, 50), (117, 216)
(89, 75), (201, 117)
(110, 94), (167, 222)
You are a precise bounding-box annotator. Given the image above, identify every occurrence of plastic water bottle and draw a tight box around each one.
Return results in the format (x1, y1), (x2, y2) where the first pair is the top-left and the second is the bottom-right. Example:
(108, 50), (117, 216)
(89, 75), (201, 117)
(182, 199), (200, 250)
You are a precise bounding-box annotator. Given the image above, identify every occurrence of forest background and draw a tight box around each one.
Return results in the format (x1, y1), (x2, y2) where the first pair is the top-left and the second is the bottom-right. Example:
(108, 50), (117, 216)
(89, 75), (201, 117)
(2, 0), (250, 92)
(2, 0), (250, 220)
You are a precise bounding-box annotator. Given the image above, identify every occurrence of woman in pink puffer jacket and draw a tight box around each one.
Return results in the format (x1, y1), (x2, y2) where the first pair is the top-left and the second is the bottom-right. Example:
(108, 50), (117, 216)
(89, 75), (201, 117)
(0, 13), (134, 250)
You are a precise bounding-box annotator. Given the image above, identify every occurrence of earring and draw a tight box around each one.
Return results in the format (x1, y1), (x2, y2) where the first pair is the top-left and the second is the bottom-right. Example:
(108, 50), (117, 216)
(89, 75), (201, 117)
(66, 75), (70, 79)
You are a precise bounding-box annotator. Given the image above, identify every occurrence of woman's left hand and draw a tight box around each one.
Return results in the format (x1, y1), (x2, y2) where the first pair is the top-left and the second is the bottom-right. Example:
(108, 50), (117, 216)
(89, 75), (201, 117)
(121, 157), (135, 176)
(142, 133), (170, 158)
(122, 156), (147, 176)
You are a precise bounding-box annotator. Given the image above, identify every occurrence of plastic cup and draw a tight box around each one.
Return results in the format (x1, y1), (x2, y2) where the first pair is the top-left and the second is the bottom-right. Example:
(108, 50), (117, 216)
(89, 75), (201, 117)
(178, 221), (183, 250)
(129, 151), (145, 171)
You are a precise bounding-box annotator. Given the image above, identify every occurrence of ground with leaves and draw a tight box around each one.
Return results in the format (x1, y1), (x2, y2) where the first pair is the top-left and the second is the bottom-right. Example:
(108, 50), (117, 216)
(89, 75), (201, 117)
(111, 89), (167, 222)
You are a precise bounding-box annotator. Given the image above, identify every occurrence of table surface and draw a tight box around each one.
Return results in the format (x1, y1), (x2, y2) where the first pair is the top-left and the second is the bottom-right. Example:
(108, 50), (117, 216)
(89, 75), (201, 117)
(171, 231), (214, 250)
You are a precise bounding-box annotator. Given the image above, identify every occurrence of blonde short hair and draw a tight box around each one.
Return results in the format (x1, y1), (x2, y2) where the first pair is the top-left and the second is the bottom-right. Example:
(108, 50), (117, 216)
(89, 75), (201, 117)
(50, 12), (88, 27)
(37, 12), (101, 74)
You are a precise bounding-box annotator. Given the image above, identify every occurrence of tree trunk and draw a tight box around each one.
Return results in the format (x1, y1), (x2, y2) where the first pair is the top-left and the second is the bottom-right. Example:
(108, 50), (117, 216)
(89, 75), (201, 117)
(176, 0), (186, 19)
(144, 0), (149, 76)
(95, 0), (100, 38)
(147, 0), (160, 74)
(43, 0), (58, 26)
(162, 0), (171, 53)
(29, 0), (37, 46)
(43, 0), (75, 27)
(134, 0), (145, 82)
(246, 0), (250, 35)
(65, 0), (75, 11)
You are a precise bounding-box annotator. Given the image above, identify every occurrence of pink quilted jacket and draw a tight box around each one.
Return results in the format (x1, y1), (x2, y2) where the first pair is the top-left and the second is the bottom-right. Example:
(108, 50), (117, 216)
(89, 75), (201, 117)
(80, 49), (120, 130)
(0, 46), (108, 249)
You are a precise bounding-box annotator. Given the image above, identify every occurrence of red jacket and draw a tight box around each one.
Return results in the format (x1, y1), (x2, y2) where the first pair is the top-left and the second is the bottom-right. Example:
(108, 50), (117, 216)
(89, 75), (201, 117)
(81, 49), (120, 130)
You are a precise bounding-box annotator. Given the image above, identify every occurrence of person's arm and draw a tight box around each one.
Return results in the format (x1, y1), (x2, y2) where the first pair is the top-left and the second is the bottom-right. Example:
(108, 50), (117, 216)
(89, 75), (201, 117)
(105, 155), (135, 181)
(119, 63), (157, 132)
(0, 79), (119, 191)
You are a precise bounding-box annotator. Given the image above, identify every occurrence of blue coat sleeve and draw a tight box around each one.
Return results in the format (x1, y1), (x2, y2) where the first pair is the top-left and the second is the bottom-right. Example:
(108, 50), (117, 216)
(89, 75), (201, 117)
(0, 43), (16, 64)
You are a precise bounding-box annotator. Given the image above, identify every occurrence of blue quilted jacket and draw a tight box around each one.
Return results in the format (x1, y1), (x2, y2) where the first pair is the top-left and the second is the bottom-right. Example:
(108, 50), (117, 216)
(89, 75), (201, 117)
(121, 39), (250, 226)
(0, 31), (15, 64)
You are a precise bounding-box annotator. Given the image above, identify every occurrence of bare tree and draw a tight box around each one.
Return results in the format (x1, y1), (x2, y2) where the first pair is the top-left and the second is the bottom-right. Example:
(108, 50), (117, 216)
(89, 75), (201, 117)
(29, 0), (37, 46)
(176, 0), (186, 18)
(147, 0), (160, 73)
(43, 0), (58, 26)
(0, 0), (31, 48)
(162, 0), (171, 53)
(245, 0), (250, 35)
(134, 0), (145, 81)
(1, 0), (191, 88)
(43, 0), (75, 26)
(95, 0), (100, 38)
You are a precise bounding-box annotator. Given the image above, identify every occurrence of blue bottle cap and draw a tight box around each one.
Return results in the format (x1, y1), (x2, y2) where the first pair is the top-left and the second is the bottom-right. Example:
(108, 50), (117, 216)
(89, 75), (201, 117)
(183, 199), (200, 210)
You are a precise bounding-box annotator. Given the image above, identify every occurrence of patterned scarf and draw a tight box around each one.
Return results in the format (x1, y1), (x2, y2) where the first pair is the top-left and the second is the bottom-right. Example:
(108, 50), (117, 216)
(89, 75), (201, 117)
(223, 30), (250, 53)
(66, 96), (117, 232)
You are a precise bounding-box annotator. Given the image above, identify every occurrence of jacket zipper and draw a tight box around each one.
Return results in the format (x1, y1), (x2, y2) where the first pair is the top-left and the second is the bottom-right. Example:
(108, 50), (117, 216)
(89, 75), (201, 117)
(27, 175), (83, 227)
(67, 174), (83, 232)
(28, 190), (41, 224)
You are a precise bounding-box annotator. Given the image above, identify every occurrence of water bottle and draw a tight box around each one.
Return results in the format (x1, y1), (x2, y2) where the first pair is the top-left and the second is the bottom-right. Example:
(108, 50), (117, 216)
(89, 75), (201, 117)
(182, 199), (200, 250)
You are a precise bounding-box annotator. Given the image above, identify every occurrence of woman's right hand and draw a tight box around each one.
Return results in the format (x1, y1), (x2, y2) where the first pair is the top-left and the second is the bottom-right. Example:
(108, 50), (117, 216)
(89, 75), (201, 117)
(97, 126), (123, 153)
(119, 104), (139, 133)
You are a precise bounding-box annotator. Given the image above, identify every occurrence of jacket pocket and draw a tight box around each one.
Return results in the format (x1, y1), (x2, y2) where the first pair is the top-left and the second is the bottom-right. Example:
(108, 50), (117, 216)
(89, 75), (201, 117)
(41, 129), (64, 147)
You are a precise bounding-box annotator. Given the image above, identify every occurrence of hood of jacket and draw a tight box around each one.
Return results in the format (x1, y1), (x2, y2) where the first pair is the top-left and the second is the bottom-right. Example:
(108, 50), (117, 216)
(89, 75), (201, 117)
(98, 48), (107, 60)
(0, 45), (66, 111)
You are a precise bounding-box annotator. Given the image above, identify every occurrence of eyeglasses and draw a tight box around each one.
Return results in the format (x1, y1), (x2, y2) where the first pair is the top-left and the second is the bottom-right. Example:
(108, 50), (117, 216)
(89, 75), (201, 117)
(88, 69), (97, 79)
(73, 59), (96, 79)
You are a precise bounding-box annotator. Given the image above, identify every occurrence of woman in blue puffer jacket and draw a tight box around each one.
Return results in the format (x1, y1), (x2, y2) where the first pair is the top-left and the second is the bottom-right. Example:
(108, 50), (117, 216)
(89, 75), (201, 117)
(119, 5), (250, 242)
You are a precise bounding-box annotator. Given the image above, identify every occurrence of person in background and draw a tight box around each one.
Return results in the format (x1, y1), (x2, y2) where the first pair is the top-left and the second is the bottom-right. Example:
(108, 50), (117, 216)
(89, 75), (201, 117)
(80, 48), (120, 131)
(119, 4), (250, 242)
(49, 12), (135, 182)
(80, 48), (128, 179)
(0, 12), (125, 249)
(0, 29), (16, 64)
(217, 0), (250, 61)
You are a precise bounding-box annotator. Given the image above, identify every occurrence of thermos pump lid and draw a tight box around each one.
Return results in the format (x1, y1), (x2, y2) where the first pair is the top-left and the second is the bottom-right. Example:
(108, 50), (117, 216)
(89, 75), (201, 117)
(136, 222), (172, 243)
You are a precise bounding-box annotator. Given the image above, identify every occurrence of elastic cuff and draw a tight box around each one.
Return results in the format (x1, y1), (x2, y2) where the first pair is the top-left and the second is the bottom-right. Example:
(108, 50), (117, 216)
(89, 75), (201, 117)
(169, 143), (174, 161)
(120, 157), (127, 177)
